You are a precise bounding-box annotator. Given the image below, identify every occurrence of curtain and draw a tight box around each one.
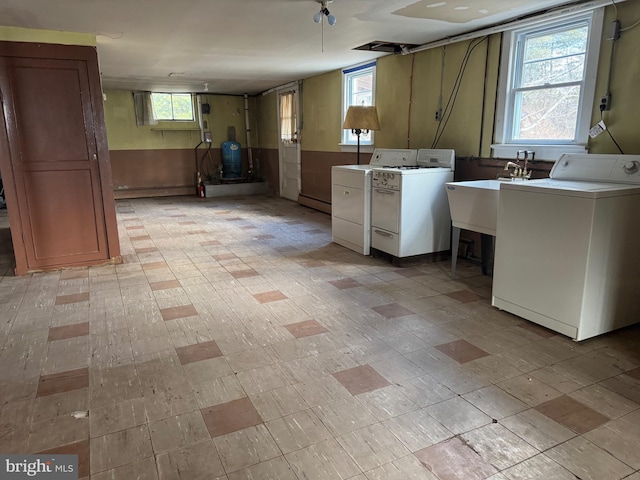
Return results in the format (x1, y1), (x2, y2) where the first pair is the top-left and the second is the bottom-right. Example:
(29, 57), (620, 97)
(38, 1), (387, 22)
(133, 91), (157, 126)
(279, 91), (296, 143)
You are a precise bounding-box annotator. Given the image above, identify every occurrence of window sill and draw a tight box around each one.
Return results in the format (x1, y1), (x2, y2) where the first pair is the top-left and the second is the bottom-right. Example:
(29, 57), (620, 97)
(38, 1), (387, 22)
(151, 127), (201, 131)
(339, 144), (375, 154)
(491, 144), (587, 162)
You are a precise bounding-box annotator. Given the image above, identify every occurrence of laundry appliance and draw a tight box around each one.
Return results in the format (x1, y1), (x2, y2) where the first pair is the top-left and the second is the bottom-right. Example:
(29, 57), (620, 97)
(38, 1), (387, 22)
(493, 153), (640, 340)
(331, 149), (418, 255)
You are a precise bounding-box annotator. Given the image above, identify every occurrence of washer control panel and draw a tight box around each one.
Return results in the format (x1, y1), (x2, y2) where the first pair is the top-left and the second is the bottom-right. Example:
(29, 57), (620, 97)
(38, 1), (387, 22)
(551, 154), (640, 184)
(623, 160), (640, 174)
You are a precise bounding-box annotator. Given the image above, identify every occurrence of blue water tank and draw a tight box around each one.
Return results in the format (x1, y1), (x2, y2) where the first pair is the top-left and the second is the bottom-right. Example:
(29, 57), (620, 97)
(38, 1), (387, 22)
(221, 141), (242, 179)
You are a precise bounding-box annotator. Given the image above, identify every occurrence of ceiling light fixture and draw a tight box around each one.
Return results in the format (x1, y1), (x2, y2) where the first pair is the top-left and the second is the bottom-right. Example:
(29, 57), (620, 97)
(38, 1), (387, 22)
(314, 0), (336, 26)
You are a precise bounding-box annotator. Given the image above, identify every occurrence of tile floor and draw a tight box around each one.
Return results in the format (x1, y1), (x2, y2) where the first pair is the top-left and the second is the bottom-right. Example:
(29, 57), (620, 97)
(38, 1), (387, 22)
(0, 195), (639, 479)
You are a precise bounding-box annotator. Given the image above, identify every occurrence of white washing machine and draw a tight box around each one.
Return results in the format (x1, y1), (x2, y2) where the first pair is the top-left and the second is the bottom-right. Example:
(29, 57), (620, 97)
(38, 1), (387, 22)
(331, 149), (418, 255)
(492, 153), (640, 341)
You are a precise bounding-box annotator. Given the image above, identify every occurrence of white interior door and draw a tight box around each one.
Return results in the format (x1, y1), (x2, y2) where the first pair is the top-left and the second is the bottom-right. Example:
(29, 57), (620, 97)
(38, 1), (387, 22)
(278, 88), (300, 201)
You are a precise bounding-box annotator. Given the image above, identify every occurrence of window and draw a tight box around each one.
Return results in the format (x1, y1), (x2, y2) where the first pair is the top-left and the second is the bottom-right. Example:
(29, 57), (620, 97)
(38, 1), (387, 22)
(151, 93), (194, 121)
(342, 62), (376, 145)
(279, 90), (297, 143)
(493, 9), (603, 160)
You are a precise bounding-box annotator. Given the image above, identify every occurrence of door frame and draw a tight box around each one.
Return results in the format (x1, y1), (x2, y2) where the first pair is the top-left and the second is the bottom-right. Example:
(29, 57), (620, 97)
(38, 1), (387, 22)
(276, 84), (301, 200)
(0, 41), (120, 274)
(0, 106), (26, 274)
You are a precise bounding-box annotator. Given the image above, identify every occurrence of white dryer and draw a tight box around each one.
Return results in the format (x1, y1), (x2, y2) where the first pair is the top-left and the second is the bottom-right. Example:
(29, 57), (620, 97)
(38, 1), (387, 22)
(331, 149), (418, 255)
(492, 153), (640, 341)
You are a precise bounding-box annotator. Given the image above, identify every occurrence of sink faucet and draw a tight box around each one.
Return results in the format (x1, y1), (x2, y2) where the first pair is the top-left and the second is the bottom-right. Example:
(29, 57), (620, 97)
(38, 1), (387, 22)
(502, 151), (532, 180)
(504, 161), (520, 171)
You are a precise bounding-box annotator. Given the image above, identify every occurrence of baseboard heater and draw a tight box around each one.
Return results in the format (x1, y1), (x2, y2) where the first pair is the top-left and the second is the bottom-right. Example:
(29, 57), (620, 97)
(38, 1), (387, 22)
(298, 194), (331, 214)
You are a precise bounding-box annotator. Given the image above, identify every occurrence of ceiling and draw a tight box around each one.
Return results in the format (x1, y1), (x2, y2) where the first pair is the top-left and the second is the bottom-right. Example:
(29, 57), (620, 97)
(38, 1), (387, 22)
(1, 0), (585, 95)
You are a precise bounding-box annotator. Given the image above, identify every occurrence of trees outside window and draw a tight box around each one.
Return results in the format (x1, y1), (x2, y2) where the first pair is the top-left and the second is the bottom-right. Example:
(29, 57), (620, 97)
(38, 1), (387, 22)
(151, 93), (194, 121)
(493, 9), (603, 160)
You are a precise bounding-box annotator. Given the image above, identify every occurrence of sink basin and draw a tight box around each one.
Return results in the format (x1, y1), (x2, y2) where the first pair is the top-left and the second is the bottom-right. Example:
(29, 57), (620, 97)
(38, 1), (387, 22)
(445, 180), (502, 236)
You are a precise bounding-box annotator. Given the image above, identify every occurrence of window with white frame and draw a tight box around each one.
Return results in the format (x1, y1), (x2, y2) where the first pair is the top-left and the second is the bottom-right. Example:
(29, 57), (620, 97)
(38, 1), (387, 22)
(493, 9), (603, 160)
(279, 90), (297, 143)
(342, 62), (376, 145)
(151, 93), (194, 121)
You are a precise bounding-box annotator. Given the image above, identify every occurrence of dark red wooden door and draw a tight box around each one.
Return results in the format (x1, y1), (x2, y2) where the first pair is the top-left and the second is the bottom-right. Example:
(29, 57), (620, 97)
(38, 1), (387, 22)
(0, 53), (111, 271)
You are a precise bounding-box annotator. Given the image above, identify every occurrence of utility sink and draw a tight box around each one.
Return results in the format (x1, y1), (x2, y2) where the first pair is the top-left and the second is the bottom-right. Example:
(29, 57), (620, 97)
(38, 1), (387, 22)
(445, 179), (510, 279)
(445, 179), (503, 236)
(445, 178), (531, 278)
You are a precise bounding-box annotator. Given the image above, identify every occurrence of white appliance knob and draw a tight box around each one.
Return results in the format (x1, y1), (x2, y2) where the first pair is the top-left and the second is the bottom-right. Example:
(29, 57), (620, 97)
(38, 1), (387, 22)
(623, 160), (640, 174)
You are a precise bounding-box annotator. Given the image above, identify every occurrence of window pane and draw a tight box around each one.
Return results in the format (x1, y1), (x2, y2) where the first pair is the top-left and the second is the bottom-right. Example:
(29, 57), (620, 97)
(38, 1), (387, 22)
(353, 92), (372, 106)
(172, 94), (194, 120)
(279, 91), (296, 143)
(523, 25), (588, 62)
(520, 25), (588, 87)
(343, 65), (375, 144)
(150, 93), (193, 120)
(352, 74), (372, 97)
(521, 53), (585, 87)
(151, 93), (172, 120)
(513, 85), (580, 140)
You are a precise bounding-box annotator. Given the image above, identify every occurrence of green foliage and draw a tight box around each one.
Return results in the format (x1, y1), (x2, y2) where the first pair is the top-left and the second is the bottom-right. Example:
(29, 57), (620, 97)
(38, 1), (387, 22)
(512, 21), (590, 141)
(172, 94), (193, 120)
(151, 93), (194, 121)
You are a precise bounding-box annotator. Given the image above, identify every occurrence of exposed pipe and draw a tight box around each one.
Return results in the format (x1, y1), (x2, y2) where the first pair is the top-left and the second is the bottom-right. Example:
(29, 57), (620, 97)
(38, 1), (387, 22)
(407, 0), (625, 55)
(244, 93), (254, 178)
(406, 53), (415, 148)
(261, 81), (298, 97)
(196, 94), (205, 143)
(194, 94), (205, 188)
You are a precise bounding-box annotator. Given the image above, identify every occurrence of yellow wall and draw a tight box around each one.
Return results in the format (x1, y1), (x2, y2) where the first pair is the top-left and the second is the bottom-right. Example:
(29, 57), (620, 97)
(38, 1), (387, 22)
(296, 35), (500, 157)
(0, 26), (95, 46)
(104, 90), (251, 150)
(374, 53), (413, 149)
(589, 1), (640, 154)
(296, 38), (497, 156)
(293, 38), (502, 205)
(256, 91), (279, 150)
(293, 2), (640, 159)
(300, 71), (342, 152)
